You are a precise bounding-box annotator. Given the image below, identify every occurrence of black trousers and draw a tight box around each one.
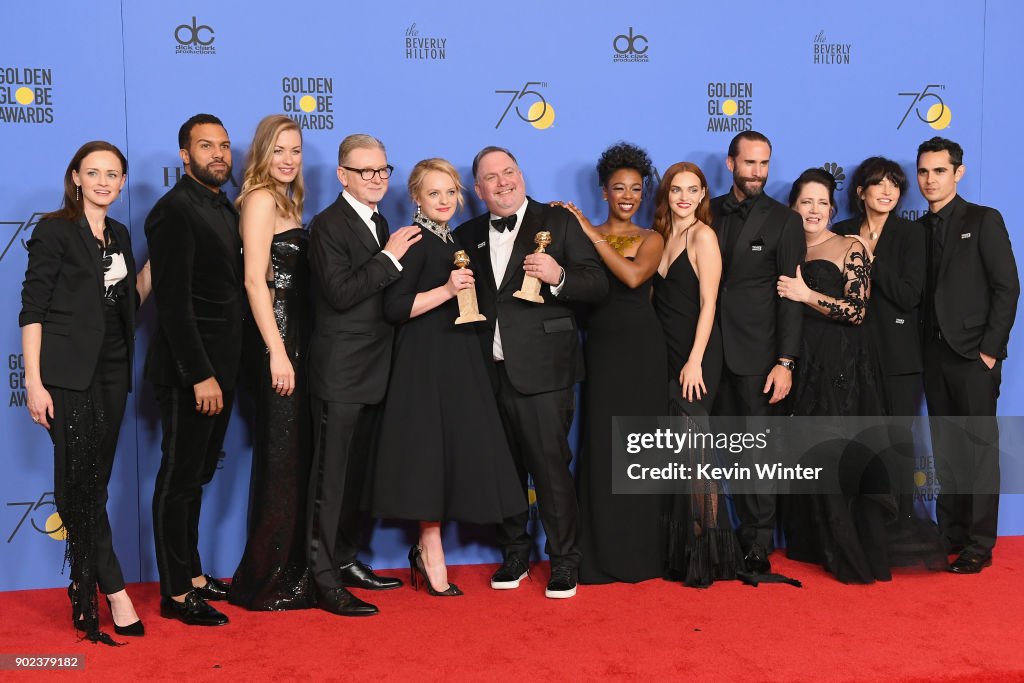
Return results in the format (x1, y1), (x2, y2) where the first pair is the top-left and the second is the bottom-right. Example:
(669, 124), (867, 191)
(494, 362), (579, 570)
(50, 336), (130, 595)
(712, 368), (786, 551)
(884, 373), (924, 517)
(152, 385), (234, 597)
(923, 338), (1001, 555)
(307, 398), (378, 590)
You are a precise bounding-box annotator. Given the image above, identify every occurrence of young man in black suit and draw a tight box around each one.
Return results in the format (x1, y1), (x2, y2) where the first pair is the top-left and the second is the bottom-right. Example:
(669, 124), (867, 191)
(147, 114), (243, 626)
(917, 136), (1019, 573)
(709, 131), (805, 573)
(457, 146), (607, 599)
(306, 134), (420, 615)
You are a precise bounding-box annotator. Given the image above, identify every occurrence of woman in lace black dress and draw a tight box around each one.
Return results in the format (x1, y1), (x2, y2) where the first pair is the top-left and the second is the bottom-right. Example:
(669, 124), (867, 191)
(20, 141), (150, 643)
(371, 158), (525, 596)
(777, 168), (895, 583)
(555, 142), (666, 584)
(230, 115), (315, 610)
(652, 162), (744, 587)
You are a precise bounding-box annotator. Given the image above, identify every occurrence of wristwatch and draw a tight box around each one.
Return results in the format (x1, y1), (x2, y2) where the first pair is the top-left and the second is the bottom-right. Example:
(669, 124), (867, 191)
(776, 359), (795, 370)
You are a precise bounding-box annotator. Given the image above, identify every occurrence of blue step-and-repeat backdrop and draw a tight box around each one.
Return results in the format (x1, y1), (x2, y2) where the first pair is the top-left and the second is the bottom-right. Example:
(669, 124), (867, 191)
(1, 1), (1022, 590)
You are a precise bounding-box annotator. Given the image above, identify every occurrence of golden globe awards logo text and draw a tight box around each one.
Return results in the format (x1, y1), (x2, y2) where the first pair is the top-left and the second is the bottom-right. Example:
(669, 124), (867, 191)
(0, 68), (54, 124)
(706, 82), (753, 133)
(282, 76), (334, 130)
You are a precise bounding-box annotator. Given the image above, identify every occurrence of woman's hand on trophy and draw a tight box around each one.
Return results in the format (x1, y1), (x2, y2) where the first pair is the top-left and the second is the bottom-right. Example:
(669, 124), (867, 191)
(445, 267), (475, 297)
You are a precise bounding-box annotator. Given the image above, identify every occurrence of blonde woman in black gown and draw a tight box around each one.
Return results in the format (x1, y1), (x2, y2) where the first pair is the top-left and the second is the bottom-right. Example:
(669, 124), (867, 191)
(230, 114), (315, 610)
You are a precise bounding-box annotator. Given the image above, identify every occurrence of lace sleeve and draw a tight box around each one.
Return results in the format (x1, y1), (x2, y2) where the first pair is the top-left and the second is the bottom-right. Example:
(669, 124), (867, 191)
(816, 241), (870, 325)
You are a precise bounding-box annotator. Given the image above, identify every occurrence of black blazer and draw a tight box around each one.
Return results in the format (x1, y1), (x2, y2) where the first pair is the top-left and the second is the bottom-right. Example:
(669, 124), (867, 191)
(456, 198), (608, 395)
(922, 194), (1019, 360)
(144, 176), (244, 390)
(20, 216), (137, 391)
(834, 214), (925, 376)
(710, 193), (805, 376)
(307, 192), (401, 404)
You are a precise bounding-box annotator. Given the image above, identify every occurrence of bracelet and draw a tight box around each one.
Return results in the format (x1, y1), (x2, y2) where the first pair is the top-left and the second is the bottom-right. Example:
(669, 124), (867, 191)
(593, 239), (608, 245)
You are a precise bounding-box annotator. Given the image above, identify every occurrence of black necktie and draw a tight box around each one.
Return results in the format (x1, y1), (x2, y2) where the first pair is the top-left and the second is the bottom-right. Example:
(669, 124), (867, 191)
(490, 215), (517, 232)
(371, 212), (389, 247)
(922, 212), (943, 340)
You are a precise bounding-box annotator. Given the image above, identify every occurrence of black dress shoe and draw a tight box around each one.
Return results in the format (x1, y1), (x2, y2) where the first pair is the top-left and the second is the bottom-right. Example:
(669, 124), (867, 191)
(193, 574), (230, 601)
(490, 555), (530, 590)
(316, 586), (379, 617)
(744, 543), (772, 574)
(949, 551), (992, 574)
(545, 565), (577, 599)
(160, 591), (229, 626)
(339, 560), (402, 591)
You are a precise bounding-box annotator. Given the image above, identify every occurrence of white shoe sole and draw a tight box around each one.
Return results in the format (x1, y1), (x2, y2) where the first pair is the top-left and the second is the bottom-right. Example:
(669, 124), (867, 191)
(490, 571), (528, 589)
(544, 585), (577, 599)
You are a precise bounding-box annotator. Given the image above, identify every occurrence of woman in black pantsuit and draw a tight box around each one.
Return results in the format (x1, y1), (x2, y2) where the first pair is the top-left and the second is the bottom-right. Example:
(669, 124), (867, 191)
(20, 141), (150, 644)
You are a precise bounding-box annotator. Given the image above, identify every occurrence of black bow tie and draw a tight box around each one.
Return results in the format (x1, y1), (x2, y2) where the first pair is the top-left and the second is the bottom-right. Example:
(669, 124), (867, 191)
(721, 194), (753, 221)
(490, 215), (518, 232)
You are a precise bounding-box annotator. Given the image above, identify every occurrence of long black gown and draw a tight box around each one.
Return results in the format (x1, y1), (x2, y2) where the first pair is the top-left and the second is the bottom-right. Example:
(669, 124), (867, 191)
(230, 228), (316, 610)
(577, 256), (666, 584)
(783, 236), (898, 583)
(371, 219), (526, 525)
(653, 245), (744, 587)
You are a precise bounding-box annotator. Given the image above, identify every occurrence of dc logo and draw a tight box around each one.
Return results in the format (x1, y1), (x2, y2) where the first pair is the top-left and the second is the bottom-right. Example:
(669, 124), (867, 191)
(175, 17), (215, 46)
(613, 27), (648, 55)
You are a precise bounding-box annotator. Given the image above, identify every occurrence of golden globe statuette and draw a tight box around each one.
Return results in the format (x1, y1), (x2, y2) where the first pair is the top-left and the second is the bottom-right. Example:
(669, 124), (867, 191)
(453, 250), (487, 325)
(513, 231), (553, 304)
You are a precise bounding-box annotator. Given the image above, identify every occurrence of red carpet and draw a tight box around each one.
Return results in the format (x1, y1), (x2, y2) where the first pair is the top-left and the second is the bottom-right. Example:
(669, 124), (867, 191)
(2, 538), (1023, 682)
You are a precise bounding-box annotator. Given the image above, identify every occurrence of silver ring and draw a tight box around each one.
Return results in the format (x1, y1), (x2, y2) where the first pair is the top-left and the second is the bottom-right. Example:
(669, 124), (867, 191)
(32, 417), (39, 423)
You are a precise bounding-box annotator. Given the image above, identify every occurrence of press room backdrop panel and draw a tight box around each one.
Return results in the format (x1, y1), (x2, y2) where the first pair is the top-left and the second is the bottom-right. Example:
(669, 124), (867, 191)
(1, 0), (1021, 590)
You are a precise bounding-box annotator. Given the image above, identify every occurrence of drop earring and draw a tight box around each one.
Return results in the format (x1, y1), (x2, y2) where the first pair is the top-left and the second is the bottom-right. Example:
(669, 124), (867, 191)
(414, 204), (423, 221)
(75, 185), (81, 201)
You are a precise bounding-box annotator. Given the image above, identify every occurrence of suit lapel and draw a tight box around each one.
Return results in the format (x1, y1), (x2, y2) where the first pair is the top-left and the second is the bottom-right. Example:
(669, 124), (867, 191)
(874, 213), (897, 260)
(499, 203), (541, 293)
(470, 218), (496, 293)
(729, 198), (770, 271)
(75, 218), (104, 296)
(192, 197), (241, 278)
(336, 194), (382, 255)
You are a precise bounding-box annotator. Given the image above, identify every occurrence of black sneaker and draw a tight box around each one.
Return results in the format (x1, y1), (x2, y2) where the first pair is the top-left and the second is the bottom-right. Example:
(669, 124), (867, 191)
(490, 555), (529, 589)
(545, 565), (577, 599)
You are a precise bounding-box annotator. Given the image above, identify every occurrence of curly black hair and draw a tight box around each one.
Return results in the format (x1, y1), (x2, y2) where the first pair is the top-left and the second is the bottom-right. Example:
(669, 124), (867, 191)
(596, 142), (653, 186)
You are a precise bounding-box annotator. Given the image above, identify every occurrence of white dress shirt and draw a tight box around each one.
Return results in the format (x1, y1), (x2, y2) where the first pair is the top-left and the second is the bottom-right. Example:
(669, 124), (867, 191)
(489, 199), (564, 360)
(342, 190), (402, 271)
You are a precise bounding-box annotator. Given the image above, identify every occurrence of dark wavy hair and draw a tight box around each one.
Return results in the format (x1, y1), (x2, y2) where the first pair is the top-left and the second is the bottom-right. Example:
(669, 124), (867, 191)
(596, 142), (653, 187)
(848, 156), (907, 217)
(917, 136), (963, 168)
(43, 140), (128, 222)
(652, 161), (712, 240)
(788, 167), (837, 218)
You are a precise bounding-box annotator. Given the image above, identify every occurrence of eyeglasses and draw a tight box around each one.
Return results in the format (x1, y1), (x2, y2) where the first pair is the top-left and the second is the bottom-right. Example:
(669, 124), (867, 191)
(341, 165), (394, 181)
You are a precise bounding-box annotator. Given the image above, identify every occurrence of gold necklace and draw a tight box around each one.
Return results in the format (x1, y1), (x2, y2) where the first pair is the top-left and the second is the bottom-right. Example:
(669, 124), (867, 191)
(606, 233), (641, 255)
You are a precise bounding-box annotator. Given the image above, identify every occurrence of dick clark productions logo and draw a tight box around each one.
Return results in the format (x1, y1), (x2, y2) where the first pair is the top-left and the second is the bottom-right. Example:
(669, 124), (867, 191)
(613, 28), (649, 63)
(174, 17), (216, 55)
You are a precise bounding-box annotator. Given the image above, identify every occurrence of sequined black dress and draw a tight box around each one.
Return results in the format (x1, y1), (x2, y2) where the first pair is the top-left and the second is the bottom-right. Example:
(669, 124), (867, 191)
(230, 228), (315, 610)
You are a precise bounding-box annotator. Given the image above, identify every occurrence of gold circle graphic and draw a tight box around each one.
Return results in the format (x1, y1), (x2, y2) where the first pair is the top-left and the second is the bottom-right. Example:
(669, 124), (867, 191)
(299, 95), (316, 113)
(15, 87), (34, 105)
(528, 101), (555, 129)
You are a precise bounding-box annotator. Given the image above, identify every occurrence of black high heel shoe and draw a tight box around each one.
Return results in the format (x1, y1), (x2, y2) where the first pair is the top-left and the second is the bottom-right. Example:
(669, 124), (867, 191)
(106, 596), (144, 637)
(67, 582), (121, 646)
(408, 545), (463, 597)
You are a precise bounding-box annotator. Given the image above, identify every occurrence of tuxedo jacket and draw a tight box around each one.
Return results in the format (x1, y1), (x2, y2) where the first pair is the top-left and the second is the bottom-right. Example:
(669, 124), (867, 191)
(308, 192), (401, 404)
(20, 216), (137, 391)
(834, 214), (925, 376)
(922, 194), (1019, 360)
(710, 193), (805, 376)
(456, 198), (607, 396)
(145, 176), (244, 390)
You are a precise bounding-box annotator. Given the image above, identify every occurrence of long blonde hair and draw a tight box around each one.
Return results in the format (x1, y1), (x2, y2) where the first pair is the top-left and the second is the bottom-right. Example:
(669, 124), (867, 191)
(237, 114), (304, 221)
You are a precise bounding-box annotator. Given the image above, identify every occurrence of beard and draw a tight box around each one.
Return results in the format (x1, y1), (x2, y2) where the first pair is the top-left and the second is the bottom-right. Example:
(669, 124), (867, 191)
(733, 171), (766, 199)
(191, 160), (232, 188)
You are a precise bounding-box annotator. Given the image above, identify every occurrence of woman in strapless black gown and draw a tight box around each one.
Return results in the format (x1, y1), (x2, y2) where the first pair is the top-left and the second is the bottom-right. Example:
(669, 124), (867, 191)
(230, 115), (315, 610)
(555, 142), (666, 584)
(371, 158), (525, 596)
(777, 168), (896, 584)
(652, 162), (744, 587)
